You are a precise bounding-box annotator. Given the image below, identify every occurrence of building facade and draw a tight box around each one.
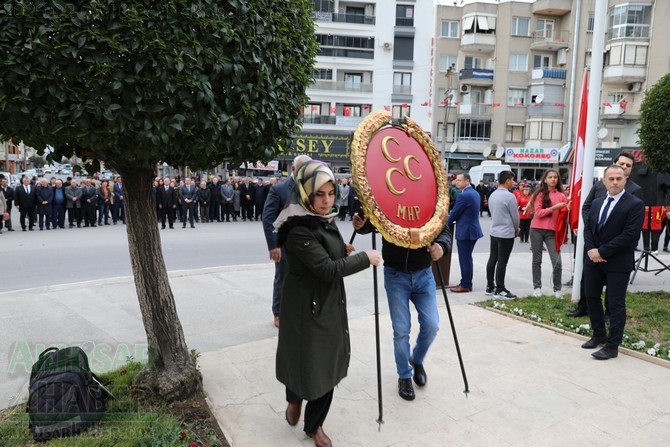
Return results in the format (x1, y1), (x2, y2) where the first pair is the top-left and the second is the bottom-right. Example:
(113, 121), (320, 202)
(284, 0), (436, 172)
(434, 0), (669, 181)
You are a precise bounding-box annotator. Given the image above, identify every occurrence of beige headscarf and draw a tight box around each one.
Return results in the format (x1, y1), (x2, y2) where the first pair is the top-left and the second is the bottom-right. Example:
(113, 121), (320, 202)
(274, 161), (340, 229)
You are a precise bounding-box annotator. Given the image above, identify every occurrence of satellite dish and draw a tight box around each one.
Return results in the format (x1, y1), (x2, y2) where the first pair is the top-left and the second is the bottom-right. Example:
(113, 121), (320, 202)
(482, 146), (492, 158)
(597, 128), (609, 139)
(535, 94), (544, 104)
(450, 142), (458, 153)
(495, 145), (505, 158)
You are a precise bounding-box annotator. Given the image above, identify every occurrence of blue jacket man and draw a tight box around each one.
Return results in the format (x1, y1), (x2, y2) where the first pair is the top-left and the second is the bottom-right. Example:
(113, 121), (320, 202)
(262, 155), (311, 327)
(447, 172), (483, 292)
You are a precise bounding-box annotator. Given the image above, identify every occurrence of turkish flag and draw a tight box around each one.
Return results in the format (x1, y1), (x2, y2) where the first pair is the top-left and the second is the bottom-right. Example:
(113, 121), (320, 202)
(343, 106), (351, 116)
(568, 69), (589, 232)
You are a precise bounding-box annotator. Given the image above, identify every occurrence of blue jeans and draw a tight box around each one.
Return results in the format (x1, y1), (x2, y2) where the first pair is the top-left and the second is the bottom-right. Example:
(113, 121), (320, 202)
(384, 266), (439, 379)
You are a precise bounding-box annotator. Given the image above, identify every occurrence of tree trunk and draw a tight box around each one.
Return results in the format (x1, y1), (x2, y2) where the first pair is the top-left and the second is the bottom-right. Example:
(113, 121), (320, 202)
(119, 167), (201, 401)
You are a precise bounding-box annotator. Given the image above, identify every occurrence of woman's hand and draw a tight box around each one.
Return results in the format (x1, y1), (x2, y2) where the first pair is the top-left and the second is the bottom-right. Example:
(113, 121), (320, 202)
(366, 250), (382, 267)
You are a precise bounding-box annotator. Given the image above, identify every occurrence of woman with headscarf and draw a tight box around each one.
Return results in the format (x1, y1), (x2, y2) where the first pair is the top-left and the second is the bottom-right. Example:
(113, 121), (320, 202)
(274, 161), (381, 447)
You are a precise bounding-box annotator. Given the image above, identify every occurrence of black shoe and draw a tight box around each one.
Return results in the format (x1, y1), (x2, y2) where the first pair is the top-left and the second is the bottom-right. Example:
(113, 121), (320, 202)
(90, 224), (96, 227)
(398, 378), (415, 401)
(191, 225), (195, 228)
(7, 228), (14, 231)
(28, 228), (34, 231)
(410, 360), (427, 387)
(592, 345), (618, 360)
(567, 308), (588, 317)
(161, 226), (166, 229)
(581, 337), (607, 349)
(485, 286), (495, 296)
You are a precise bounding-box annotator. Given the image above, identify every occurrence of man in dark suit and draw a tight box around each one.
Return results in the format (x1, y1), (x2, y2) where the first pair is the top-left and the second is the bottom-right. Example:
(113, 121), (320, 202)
(262, 155), (311, 327)
(447, 172), (484, 292)
(239, 177), (255, 221)
(581, 164), (644, 360)
(15, 176), (38, 231)
(81, 178), (98, 227)
(112, 176), (125, 224)
(158, 176), (178, 229)
(179, 177), (197, 228)
(567, 151), (645, 317)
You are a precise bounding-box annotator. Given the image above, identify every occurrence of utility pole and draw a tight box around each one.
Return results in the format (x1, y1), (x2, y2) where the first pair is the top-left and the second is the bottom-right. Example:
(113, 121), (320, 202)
(441, 65), (455, 170)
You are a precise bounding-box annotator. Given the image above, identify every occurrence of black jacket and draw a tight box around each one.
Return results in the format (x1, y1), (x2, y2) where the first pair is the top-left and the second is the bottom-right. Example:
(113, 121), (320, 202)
(357, 219), (452, 272)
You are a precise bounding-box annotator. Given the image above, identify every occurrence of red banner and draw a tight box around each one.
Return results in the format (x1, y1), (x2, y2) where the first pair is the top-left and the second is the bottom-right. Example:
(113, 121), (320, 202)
(569, 70), (589, 231)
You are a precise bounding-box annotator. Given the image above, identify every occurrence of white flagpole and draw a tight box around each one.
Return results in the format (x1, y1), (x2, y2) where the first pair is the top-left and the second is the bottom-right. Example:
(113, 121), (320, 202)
(571, 0), (607, 303)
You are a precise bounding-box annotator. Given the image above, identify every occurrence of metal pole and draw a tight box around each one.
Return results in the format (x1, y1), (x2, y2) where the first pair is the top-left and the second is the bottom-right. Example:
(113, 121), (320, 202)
(435, 260), (469, 395)
(370, 230), (384, 429)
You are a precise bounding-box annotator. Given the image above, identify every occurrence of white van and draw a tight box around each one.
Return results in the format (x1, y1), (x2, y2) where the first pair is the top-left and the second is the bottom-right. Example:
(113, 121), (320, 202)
(468, 161), (513, 185)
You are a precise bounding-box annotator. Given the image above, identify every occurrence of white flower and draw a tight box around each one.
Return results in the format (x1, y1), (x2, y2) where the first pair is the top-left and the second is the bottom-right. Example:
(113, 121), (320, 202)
(648, 347), (657, 356)
(632, 340), (646, 350)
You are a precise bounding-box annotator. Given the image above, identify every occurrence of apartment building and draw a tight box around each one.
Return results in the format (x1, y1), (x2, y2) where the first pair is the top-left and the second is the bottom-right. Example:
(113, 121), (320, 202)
(434, 0), (669, 181)
(281, 0), (436, 172)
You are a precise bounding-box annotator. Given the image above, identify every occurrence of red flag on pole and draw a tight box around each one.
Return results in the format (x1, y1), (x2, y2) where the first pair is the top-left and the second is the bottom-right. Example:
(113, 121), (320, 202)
(568, 69), (589, 231)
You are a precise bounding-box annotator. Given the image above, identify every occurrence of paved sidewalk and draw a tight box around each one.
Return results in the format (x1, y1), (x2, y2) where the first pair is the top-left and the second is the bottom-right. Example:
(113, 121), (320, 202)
(2, 249), (669, 446)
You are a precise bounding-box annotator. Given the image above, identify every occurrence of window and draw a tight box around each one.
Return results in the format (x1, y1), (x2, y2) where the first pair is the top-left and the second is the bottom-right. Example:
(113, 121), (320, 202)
(458, 119), (491, 141)
(464, 56), (482, 69)
(511, 17), (529, 36)
(533, 54), (551, 68)
(536, 19), (554, 39)
(312, 0), (334, 13)
(303, 104), (323, 123)
(396, 4), (414, 27)
(342, 105), (362, 117)
(507, 89), (526, 107)
(509, 54), (528, 71)
(587, 12), (595, 32)
(316, 34), (375, 59)
(506, 125), (524, 143)
(463, 15), (496, 35)
(393, 72), (412, 95)
(526, 121), (563, 141)
(437, 121), (456, 143)
(609, 4), (652, 39)
(313, 69), (332, 80)
(439, 55), (458, 72)
(441, 20), (459, 38)
(393, 37), (414, 61)
(392, 105), (411, 119)
(344, 73), (363, 91)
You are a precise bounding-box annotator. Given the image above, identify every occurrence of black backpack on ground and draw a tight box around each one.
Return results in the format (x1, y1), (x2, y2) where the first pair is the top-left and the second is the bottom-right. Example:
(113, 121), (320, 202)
(27, 346), (113, 441)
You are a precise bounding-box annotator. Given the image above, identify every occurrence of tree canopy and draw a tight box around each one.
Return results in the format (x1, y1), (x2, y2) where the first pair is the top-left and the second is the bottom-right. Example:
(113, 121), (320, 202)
(637, 73), (670, 173)
(0, 0), (317, 171)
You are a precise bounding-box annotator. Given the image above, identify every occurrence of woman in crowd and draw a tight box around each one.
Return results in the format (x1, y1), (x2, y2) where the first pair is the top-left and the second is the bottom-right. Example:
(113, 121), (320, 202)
(196, 180), (211, 223)
(516, 183), (532, 243)
(232, 180), (241, 221)
(274, 161), (380, 447)
(529, 170), (568, 297)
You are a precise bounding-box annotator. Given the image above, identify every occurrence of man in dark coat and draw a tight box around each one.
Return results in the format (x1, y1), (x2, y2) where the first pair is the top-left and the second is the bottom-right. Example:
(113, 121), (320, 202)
(80, 178), (98, 227)
(253, 177), (266, 221)
(35, 178), (54, 230)
(65, 178), (83, 228)
(581, 164), (644, 360)
(158, 176), (178, 229)
(208, 176), (222, 222)
(15, 176), (38, 231)
(179, 177), (197, 228)
(262, 155), (311, 328)
(239, 177), (255, 221)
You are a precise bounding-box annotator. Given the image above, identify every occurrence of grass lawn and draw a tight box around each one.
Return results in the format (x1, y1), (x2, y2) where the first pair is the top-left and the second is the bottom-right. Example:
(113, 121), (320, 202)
(0, 361), (229, 447)
(477, 290), (670, 360)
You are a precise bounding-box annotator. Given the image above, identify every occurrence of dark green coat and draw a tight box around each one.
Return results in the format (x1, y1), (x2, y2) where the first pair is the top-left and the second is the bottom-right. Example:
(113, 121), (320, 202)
(276, 216), (370, 401)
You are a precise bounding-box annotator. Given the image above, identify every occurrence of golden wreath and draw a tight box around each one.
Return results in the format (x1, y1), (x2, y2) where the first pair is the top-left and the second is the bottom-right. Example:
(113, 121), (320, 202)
(351, 110), (449, 248)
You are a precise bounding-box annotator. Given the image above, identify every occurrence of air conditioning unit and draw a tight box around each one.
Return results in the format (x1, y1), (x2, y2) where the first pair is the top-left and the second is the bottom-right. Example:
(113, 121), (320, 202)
(460, 84), (471, 94)
(627, 82), (642, 92)
(382, 42), (393, 51)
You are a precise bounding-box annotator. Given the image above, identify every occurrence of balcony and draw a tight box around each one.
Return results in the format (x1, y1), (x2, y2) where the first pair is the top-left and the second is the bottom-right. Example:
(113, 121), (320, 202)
(530, 29), (569, 51)
(460, 33), (496, 53)
(310, 80), (374, 93)
(600, 101), (639, 120)
(602, 65), (647, 84)
(526, 103), (565, 117)
(531, 0), (572, 16)
(531, 68), (567, 80)
(302, 114), (337, 125)
(313, 12), (375, 25)
(458, 104), (492, 117)
(459, 69), (494, 87)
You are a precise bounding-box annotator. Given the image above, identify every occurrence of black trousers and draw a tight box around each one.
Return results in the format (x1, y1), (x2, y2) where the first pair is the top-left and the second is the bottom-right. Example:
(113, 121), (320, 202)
(486, 236), (515, 291)
(160, 206), (175, 227)
(286, 387), (333, 435)
(584, 263), (629, 347)
(518, 219), (531, 243)
(19, 206), (36, 229)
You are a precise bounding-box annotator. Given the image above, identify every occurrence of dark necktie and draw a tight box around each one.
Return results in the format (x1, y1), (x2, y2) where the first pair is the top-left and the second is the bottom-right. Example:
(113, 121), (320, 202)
(597, 197), (614, 231)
